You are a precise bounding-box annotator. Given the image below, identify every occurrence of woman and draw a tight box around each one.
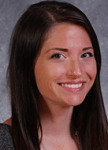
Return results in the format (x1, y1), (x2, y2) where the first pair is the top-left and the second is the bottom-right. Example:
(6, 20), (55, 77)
(0, 1), (108, 150)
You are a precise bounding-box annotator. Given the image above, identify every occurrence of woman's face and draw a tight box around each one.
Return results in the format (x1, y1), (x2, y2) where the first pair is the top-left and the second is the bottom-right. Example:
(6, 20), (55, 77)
(34, 23), (97, 107)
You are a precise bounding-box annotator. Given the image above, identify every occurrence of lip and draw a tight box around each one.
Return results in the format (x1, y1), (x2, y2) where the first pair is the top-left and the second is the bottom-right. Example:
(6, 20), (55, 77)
(58, 81), (86, 92)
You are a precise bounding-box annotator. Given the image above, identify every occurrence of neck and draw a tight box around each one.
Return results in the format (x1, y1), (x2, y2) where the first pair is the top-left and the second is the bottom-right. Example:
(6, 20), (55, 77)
(39, 98), (74, 138)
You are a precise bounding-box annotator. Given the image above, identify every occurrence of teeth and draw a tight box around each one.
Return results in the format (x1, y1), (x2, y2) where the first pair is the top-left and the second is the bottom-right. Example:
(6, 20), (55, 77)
(61, 83), (82, 88)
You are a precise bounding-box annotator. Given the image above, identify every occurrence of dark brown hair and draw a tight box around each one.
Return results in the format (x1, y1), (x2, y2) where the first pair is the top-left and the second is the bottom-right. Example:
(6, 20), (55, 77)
(7, 1), (108, 150)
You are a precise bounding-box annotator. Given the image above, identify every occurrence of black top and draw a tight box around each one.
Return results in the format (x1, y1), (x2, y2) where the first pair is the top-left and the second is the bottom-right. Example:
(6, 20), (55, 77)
(0, 123), (15, 150)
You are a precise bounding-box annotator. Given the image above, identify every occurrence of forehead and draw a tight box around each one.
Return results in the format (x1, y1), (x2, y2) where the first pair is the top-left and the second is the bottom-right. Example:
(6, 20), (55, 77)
(42, 23), (92, 51)
(46, 23), (90, 38)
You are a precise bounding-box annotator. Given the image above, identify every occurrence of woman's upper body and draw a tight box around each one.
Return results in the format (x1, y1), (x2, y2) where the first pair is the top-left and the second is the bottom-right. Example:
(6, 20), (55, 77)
(3, 1), (108, 150)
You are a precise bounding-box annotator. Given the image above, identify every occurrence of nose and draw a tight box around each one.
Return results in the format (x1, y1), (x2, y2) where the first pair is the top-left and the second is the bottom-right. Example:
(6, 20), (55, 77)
(66, 59), (82, 79)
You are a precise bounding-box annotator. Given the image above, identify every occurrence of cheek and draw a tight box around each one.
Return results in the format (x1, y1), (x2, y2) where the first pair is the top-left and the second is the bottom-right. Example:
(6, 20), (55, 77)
(84, 59), (97, 80)
(90, 60), (97, 78)
(52, 66), (66, 81)
(34, 63), (66, 94)
(34, 62), (48, 95)
(41, 62), (67, 81)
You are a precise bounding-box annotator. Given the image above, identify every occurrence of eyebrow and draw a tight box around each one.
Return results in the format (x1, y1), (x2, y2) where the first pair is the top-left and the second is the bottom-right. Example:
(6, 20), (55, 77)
(83, 47), (93, 51)
(46, 46), (93, 53)
(46, 48), (68, 53)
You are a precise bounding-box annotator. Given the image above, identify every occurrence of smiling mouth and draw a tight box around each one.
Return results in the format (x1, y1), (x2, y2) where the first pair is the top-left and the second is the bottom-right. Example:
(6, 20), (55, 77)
(60, 83), (83, 88)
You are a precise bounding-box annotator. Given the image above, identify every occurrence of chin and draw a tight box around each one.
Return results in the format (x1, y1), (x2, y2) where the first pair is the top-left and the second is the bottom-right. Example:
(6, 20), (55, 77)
(64, 96), (86, 107)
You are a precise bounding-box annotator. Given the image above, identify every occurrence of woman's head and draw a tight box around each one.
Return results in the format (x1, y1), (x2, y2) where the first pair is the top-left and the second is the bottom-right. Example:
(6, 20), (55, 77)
(8, 0), (101, 97)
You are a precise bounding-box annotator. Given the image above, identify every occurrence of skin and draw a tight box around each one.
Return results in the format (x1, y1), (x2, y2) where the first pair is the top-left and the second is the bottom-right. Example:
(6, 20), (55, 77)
(4, 118), (11, 126)
(34, 23), (97, 150)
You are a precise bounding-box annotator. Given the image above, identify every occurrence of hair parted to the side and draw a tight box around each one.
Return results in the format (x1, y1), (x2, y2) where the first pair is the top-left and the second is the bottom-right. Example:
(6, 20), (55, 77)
(7, 1), (108, 150)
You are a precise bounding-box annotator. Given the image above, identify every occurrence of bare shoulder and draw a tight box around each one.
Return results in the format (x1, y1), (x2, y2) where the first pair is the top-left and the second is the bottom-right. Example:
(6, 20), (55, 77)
(3, 118), (12, 126)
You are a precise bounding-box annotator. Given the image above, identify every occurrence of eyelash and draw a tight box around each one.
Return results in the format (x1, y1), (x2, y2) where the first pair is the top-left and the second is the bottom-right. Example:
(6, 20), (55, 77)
(51, 53), (65, 59)
(81, 52), (93, 58)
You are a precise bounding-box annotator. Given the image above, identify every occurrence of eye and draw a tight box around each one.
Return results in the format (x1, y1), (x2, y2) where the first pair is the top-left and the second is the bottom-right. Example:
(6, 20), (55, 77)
(51, 53), (65, 59)
(81, 52), (93, 58)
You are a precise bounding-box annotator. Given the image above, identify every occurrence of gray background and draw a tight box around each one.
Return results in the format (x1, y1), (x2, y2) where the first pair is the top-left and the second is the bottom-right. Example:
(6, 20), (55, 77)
(0, 0), (108, 123)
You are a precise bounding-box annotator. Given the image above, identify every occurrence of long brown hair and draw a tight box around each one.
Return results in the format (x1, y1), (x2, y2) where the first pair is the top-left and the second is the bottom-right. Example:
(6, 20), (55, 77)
(7, 1), (108, 150)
